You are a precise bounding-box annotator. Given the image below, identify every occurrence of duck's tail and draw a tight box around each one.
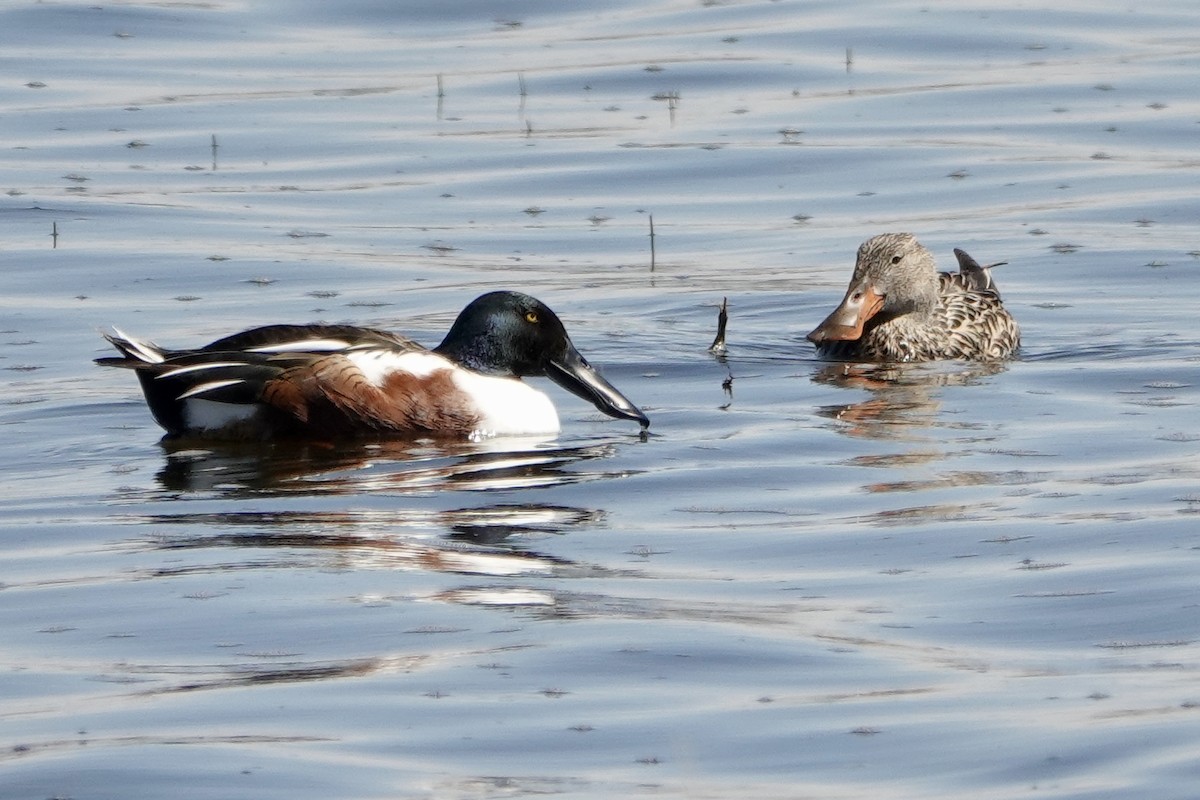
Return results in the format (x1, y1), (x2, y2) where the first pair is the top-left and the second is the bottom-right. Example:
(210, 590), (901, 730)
(952, 248), (1007, 297)
(96, 327), (167, 367)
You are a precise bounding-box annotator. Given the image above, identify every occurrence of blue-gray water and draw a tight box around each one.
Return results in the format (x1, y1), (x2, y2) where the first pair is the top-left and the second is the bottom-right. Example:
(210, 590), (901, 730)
(3, 1), (1200, 798)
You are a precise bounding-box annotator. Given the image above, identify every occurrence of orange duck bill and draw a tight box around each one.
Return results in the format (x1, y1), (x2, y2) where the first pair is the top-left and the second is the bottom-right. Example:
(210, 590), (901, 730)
(806, 282), (886, 344)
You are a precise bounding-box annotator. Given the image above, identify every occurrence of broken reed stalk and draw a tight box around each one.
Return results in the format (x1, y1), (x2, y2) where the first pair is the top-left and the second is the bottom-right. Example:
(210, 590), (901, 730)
(708, 297), (728, 354)
(649, 214), (656, 270)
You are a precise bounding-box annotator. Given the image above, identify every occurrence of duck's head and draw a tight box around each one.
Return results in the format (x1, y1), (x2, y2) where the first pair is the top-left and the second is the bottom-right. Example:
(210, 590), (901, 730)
(807, 232), (940, 345)
(436, 291), (649, 429)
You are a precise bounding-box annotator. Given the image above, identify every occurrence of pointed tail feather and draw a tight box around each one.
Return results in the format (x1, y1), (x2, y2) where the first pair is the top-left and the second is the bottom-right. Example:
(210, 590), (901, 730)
(952, 248), (1007, 297)
(97, 327), (167, 365)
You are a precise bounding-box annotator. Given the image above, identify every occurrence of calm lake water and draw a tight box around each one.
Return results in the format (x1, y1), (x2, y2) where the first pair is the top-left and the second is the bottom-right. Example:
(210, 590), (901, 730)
(4, 1), (1200, 798)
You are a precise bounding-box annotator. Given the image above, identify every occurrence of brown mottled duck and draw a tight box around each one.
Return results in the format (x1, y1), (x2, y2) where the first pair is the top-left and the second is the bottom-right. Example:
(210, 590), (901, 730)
(807, 233), (1019, 362)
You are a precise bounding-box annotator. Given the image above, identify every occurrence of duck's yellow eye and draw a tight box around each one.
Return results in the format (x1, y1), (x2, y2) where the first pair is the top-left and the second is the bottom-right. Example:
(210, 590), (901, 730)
(525, 311), (538, 323)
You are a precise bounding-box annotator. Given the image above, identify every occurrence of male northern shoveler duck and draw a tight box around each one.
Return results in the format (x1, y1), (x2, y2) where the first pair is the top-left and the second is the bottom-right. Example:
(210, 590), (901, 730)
(97, 290), (649, 440)
(806, 232), (1020, 362)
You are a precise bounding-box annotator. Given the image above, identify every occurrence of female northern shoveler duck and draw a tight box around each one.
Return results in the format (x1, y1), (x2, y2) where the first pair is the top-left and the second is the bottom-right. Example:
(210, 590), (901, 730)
(806, 232), (1020, 362)
(97, 290), (649, 440)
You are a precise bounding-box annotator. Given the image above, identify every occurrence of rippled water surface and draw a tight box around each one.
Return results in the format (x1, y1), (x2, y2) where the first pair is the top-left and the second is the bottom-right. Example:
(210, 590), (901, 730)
(4, 1), (1200, 798)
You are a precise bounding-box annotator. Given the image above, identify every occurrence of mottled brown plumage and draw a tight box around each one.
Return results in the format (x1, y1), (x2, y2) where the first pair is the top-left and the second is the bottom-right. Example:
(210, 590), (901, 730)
(807, 233), (1020, 362)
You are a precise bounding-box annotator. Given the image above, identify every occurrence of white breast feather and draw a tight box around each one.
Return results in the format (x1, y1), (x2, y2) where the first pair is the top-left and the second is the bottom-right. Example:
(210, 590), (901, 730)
(451, 370), (559, 437)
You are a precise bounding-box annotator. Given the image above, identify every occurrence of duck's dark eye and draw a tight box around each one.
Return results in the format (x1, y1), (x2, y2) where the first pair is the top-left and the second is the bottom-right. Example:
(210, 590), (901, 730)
(525, 311), (539, 324)
(851, 291), (863, 301)
(890, 254), (902, 265)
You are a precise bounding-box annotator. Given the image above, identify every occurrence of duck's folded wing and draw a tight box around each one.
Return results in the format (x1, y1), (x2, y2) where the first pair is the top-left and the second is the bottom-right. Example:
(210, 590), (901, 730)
(198, 324), (422, 355)
(155, 355), (295, 404)
(121, 350), (309, 403)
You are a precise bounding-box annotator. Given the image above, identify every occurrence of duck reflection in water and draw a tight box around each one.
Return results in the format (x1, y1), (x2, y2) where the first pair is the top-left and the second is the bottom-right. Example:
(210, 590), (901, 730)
(152, 435), (633, 496)
(812, 360), (1037, 519)
(131, 499), (607, 697)
(143, 499), (601, 575)
(812, 360), (1008, 442)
